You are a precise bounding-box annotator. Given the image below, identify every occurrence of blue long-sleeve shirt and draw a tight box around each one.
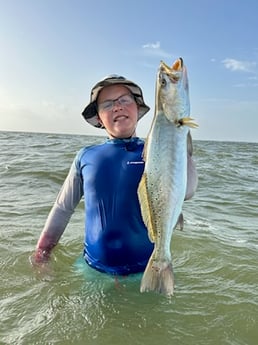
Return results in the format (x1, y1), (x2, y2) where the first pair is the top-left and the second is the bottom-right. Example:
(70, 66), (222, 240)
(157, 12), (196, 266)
(37, 137), (154, 275)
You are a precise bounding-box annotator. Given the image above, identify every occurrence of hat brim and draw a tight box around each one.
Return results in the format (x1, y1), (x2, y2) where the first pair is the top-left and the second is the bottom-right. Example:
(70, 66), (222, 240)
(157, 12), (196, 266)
(82, 77), (150, 128)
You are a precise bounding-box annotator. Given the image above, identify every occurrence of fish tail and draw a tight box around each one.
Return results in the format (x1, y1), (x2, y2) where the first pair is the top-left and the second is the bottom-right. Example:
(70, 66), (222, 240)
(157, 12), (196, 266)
(140, 253), (174, 297)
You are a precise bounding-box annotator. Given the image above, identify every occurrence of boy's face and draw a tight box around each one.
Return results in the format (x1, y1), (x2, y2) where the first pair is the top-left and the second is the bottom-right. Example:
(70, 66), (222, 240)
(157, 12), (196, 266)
(97, 85), (139, 138)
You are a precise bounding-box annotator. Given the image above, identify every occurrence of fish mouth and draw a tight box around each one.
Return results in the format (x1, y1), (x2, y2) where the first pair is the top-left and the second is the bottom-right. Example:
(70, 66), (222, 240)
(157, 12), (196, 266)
(160, 58), (183, 72)
(160, 59), (183, 83)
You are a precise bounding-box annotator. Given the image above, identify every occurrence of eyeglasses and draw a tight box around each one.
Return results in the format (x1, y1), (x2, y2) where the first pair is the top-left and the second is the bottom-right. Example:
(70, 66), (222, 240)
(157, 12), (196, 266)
(97, 93), (135, 113)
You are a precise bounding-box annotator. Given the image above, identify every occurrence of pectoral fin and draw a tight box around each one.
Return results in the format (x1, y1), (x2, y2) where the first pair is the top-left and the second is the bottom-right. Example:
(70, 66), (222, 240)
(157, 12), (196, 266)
(185, 132), (198, 200)
(180, 117), (198, 128)
(176, 213), (184, 231)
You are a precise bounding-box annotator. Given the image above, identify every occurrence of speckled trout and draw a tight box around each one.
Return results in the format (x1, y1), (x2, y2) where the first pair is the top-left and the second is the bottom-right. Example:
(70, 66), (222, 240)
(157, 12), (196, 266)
(138, 58), (198, 296)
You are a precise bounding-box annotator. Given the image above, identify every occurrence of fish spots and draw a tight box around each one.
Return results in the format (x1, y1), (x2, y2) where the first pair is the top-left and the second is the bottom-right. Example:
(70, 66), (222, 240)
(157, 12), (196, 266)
(152, 265), (161, 273)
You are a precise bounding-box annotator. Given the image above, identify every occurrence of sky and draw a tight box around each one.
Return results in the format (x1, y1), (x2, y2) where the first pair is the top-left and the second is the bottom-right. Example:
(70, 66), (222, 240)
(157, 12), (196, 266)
(0, 0), (257, 142)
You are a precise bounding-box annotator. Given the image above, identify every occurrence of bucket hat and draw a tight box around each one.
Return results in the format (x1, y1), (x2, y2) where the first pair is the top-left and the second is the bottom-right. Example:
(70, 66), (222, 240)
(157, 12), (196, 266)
(82, 74), (150, 128)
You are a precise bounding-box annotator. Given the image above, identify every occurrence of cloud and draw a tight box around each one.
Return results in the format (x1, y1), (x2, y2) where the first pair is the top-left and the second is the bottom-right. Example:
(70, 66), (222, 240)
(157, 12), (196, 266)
(141, 41), (172, 59)
(142, 41), (161, 49)
(222, 58), (256, 73)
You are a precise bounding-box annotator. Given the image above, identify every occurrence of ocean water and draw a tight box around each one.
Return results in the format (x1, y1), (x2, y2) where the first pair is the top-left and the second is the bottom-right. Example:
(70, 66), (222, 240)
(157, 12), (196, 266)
(0, 130), (257, 345)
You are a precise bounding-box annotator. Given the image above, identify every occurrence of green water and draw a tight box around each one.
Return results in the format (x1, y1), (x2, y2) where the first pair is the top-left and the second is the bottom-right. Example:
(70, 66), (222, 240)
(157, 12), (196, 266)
(0, 131), (257, 344)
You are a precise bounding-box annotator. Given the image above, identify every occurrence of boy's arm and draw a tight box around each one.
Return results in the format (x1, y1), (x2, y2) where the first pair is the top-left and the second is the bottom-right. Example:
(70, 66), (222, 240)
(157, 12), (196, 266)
(33, 161), (83, 263)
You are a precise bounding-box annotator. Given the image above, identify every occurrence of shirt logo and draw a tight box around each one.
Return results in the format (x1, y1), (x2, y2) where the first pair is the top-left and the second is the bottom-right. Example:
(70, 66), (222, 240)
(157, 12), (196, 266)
(127, 161), (144, 165)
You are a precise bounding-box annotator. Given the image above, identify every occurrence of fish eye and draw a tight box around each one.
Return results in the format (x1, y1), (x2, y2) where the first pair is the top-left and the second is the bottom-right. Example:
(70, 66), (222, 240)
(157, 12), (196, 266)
(161, 78), (166, 86)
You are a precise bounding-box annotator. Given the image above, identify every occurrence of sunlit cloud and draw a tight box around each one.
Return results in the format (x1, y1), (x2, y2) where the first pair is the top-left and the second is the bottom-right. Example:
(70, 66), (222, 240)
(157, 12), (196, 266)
(142, 41), (161, 49)
(141, 41), (172, 59)
(222, 58), (256, 72)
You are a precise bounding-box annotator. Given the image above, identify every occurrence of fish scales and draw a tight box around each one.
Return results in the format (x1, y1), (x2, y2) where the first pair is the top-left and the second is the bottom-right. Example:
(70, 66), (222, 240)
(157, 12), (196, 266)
(138, 58), (198, 296)
(145, 116), (187, 242)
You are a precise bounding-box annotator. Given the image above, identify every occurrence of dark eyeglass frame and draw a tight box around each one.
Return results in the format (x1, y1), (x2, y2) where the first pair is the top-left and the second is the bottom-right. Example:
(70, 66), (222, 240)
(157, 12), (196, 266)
(97, 93), (136, 113)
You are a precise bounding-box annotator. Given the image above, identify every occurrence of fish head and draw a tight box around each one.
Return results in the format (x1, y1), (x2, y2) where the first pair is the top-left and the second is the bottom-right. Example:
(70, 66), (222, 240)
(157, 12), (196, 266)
(156, 58), (190, 125)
